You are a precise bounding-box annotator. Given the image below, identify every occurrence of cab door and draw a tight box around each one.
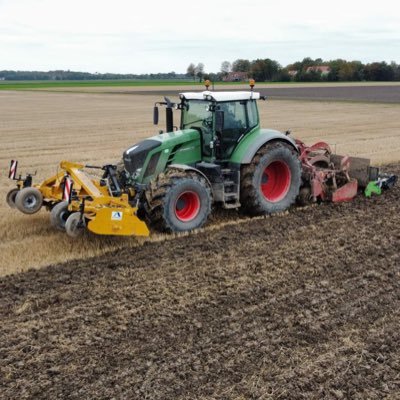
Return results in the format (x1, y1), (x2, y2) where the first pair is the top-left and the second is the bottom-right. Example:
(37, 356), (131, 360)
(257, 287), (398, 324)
(215, 101), (248, 160)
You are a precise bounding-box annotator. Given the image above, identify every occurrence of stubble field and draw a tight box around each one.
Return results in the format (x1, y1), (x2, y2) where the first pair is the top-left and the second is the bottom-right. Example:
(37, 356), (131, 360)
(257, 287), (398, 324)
(1, 85), (400, 399)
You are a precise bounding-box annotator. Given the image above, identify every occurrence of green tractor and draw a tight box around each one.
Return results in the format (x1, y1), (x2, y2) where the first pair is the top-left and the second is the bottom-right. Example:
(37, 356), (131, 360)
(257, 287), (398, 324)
(122, 88), (301, 232)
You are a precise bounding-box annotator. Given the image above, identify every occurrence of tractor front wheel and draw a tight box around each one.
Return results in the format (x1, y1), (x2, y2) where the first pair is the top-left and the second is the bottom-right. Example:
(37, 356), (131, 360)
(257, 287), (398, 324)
(15, 187), (43, 214)
(148, 169), (212, 232)
(240, 142), (301, 215)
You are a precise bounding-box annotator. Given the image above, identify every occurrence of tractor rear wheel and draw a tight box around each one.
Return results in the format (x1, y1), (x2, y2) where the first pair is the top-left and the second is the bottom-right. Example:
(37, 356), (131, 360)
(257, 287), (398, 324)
(50, 201), (71, 231)
(147, 168), (212, 232)
(15, 187), (43, 214)
(240, 142), (301, 215)
(6, 188), (19, 208)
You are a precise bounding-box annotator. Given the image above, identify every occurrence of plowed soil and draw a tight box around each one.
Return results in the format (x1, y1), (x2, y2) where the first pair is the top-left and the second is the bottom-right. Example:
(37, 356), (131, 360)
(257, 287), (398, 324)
(1, 164), (399, 399)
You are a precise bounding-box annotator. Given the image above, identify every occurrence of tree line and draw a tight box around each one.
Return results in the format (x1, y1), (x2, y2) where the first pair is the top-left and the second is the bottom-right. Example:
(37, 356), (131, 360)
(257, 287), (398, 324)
(0, 70), (187, 81)
(194, 57), (400, 82)
(1, 57), (400, 82)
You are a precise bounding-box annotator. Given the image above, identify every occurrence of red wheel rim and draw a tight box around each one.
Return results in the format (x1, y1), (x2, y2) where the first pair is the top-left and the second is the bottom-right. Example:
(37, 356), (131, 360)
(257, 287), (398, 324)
(175, 191), (201, 222)
(261, 161), (291, 202)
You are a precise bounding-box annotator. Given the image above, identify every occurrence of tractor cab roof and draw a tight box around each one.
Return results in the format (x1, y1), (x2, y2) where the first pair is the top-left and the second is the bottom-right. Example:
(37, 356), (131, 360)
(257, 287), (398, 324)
(180, 91), (260, 102)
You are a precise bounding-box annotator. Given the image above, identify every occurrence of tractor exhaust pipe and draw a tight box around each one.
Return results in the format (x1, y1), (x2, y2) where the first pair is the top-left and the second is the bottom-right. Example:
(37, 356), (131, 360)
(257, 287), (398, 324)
(166, 106), (173, 133)
(153, 97), (174, 132)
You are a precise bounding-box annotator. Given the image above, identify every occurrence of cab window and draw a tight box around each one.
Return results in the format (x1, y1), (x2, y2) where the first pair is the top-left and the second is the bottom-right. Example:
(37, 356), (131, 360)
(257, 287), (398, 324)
(247, 100), (258, 129)
(181, 100), (212, 130)
(181, 100), (213, 156)
(216, 101), (247, 158)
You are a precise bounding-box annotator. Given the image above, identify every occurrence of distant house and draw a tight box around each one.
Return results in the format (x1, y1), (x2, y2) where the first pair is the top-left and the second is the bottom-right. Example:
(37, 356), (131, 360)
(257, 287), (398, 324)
(288, 70), (298, 77)
(223, 72), (249, 82)
(306, 66), (331, 75)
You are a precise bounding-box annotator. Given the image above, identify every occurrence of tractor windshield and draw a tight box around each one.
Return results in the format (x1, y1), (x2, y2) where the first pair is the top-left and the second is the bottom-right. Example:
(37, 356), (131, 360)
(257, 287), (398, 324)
(181, 100), (213, 156)
(181, 100), (212, 130)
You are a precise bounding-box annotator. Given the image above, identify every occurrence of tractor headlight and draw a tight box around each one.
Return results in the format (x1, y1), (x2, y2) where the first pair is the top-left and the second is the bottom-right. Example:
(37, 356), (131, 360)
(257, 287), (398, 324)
(133, 168), (142, 179)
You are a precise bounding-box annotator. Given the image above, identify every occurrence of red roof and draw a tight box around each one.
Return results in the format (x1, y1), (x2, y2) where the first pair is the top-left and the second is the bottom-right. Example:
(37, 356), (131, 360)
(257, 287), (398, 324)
(223, 72), (249, 82)
(306, 66), (331, 73)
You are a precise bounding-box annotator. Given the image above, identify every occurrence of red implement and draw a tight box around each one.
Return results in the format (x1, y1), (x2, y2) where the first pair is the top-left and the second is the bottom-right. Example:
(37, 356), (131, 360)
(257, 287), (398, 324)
(296, 139), (358, 203)
(332, 179), (358, 202)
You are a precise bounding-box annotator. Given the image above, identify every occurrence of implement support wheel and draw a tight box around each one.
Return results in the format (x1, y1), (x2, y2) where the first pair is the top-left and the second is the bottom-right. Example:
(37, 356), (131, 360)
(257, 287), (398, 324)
(6, 188), (19, 209)
(50, 201), (71, 231)
(15, 187), (43, 214)
(65, 212), (85, 238)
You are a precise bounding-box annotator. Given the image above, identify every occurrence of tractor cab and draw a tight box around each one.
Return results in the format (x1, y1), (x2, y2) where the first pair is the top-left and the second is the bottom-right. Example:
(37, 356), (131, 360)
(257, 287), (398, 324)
(179, 91), (261, 162)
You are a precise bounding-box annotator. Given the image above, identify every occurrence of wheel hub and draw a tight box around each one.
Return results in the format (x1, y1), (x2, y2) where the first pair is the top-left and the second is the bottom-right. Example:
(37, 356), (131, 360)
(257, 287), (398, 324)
(175, 191), (200, 222)
(24, 195), (37, 209)
(261, 161), (291, 202)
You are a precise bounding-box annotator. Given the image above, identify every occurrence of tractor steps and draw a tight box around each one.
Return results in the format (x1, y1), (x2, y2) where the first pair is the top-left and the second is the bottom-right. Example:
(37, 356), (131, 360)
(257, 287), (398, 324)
(222, 201), (241, 209)
(195, 163), (241, 208)
(222, 168), (240, 209)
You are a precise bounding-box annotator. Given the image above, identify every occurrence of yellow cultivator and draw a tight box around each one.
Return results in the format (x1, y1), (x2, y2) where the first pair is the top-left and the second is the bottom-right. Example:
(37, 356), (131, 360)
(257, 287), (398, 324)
(7, 160), (149, 238)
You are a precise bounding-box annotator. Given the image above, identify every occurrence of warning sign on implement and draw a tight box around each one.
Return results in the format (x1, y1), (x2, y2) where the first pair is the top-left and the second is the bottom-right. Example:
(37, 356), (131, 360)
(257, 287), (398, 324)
(111, 211), (123, 221)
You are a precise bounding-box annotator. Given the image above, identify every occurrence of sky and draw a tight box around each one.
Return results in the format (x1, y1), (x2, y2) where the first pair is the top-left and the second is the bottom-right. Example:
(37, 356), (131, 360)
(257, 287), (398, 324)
(0, 0), (399, 74)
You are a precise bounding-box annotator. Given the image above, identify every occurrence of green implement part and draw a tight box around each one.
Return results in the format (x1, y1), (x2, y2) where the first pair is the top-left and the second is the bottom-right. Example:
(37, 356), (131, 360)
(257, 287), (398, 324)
(365, 181), (382, 197)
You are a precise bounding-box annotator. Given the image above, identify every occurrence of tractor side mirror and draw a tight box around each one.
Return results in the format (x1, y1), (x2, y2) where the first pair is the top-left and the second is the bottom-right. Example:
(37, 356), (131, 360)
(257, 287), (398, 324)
(215, 110), (224, 132)
(153, 106), (159, 125)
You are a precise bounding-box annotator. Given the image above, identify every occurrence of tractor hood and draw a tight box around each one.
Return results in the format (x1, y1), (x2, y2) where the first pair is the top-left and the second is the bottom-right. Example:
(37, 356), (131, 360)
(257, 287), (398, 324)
(123, 139), (161, 174)
(123, 129), (202, 179)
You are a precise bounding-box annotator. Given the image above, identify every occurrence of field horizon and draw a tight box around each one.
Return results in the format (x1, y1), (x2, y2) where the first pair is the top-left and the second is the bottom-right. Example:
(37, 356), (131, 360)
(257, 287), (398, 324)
(1, 80), (400, 91)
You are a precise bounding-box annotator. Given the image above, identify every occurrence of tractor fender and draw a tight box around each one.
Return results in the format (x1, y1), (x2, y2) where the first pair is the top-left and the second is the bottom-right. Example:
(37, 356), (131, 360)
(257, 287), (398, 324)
(167, 164), (212, 188)
(234, 129), (298, 165)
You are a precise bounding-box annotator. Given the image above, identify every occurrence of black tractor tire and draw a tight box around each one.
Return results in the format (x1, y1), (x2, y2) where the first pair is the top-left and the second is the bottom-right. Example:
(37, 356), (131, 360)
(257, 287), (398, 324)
(15, 187), (43, 214)
(65, 212), (86, 238)
(240, 142), (301, 215)
(6, 188), (19, 208)
(50, 201), (71, 231)
(297, 186), (312, 206)
(147, 168), (212, 233)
